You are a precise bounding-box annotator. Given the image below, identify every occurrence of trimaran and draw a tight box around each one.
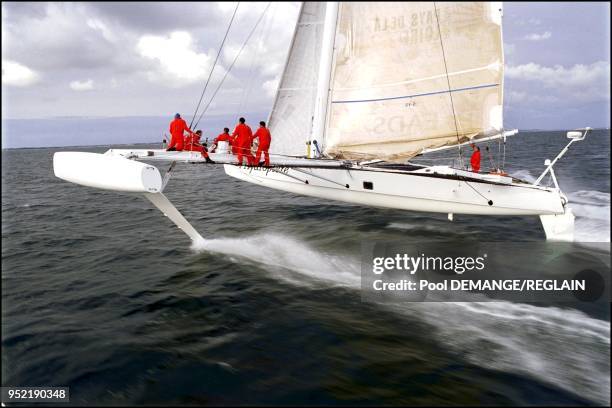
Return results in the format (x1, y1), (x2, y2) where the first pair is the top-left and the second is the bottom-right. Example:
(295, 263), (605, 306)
(54, 2), (589, 244)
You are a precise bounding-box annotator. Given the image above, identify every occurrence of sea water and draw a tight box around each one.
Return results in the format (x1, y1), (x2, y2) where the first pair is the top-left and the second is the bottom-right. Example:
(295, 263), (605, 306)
(1, 122), (610, 405)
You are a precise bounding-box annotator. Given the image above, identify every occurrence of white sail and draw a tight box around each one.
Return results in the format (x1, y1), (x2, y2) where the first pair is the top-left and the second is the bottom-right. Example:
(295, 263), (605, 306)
(323, 2), (504, 161)
(268, 2), (327, 156)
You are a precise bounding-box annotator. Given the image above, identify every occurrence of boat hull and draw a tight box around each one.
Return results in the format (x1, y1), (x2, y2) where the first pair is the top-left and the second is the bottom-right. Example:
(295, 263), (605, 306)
(224, 164), (565, 216)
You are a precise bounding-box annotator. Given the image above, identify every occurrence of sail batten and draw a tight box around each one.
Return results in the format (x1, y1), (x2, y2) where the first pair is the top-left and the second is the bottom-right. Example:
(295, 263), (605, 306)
(331, 83), (500, 104)
(322, 2), (504, 161)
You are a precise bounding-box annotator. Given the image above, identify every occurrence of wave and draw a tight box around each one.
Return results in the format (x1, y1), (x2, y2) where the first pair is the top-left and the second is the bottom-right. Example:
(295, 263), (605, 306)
(568, 190), (610, 242)
(497, 170), (608, 242)
(414, 302), (610, 405)
(192, 231), (610, 404)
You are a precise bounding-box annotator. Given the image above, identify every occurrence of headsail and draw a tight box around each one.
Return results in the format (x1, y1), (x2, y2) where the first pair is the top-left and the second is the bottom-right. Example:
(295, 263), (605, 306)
(268, 2), (327, 156)
(323, 2), (504, 161)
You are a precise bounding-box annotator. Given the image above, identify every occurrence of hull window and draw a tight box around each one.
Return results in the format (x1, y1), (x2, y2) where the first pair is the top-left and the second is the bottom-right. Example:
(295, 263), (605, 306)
(363, 181), (373, 190)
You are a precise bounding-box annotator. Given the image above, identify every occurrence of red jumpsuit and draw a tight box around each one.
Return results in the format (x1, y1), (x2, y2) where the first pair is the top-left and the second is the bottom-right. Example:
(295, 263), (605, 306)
(183, 134), (210, 158)
(214, 133), (232, 144)
(168, 118), (193, 151)
(470, 150), (481, 173)
(232, 123), (254, 165)
(253, 127), (272, 166)
(212, 132), (232, 152)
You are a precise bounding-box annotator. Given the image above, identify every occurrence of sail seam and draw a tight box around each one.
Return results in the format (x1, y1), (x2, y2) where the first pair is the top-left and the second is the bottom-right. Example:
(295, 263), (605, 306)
(433, 1), (463, 166)
(331, 83), (499, 104)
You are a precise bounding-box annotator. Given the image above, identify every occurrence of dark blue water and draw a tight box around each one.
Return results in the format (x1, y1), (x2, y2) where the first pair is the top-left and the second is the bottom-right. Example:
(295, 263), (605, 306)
(2, 129), (610, 405)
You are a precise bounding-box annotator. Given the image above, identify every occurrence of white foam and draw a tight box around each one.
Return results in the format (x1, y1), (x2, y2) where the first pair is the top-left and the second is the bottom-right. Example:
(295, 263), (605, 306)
(509, 171), (609, 242)
(510, 169), (537, 183)
(568, 190), (610, 242)
(192, 231), (610, 404)
(411, 302), (610, 404)
(191, 233), (361, 287)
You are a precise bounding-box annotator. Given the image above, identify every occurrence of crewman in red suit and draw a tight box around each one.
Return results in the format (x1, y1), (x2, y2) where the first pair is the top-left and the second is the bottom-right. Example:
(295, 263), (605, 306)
(167, 113), (194, 151)
(211, 127), (232, 153)
(252, 121), (272, 167)
(184, 130), (215, 163)
(231, 117), (254, 165)
(470, 143), (481, 173)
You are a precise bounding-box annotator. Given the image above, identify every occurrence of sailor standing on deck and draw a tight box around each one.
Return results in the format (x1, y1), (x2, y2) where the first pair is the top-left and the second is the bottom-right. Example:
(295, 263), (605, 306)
(252, 121), (272, 167)
(167, 113), (194, 151)
(470, 143), (481, 173)
(231, 117), (255, 165)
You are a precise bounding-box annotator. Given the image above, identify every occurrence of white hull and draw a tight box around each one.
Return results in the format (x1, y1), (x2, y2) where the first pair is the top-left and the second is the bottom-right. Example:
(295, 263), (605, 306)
(224, 164), (565, 216)
(53, 145), (583, 241)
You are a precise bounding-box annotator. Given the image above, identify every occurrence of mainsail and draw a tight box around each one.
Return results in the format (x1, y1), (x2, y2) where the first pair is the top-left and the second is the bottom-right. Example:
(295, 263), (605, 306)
(323, 2), (504, 161)
(268, 2), (327, 156)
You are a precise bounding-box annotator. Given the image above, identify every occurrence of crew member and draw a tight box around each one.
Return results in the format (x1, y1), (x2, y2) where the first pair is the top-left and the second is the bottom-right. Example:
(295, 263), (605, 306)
(231, 117), (254, 165)
(470, 143), (481, 173)
(167, 113), (194, 151)
(252, 121), (272, 166)
(184, 130), (215, 163)
(211, 127), (232, 153)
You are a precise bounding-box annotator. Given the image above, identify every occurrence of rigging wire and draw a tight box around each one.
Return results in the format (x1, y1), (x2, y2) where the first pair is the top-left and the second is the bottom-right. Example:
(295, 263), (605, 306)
(433, 2), (464, 169)
(193, 3), (272, 129)
(238, 3), (275, 116)
(188, 2), (240, 129)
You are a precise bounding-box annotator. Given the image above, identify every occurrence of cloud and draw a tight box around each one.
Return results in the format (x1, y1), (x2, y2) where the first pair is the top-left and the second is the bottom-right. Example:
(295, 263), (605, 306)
(523, 31), (552, 41)
(69, 79), (94, 91)
(262, 78), (279, 98)
(86, 18), (116, 43)
(2, 60), (39, 87)
(220, 2), (299, 78)
(506, 61), (610, 89)
(87, 2), (224, 33)
(1, 2), (299, 117)
(505, 60), (610, 130)
(1, 3), (120, 72)
(514, 17), (542, 26)
(137, 31), (213, 85)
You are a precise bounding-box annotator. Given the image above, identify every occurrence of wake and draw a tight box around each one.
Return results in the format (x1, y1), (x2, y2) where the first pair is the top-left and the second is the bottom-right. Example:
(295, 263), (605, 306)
(569, 190), (611, 242)
(192, 232), (610, 404)
(191, 233), (361, 287)
(511, 170), (610, 242)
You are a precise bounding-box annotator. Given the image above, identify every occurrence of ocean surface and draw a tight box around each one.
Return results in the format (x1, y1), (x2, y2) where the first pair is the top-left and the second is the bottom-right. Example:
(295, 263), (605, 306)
(2, 128), (610, 405)
(1, 112), (267, 149)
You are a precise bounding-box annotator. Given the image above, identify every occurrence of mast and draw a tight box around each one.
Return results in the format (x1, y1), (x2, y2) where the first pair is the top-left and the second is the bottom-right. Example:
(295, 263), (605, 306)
(309, 1), (338, 158)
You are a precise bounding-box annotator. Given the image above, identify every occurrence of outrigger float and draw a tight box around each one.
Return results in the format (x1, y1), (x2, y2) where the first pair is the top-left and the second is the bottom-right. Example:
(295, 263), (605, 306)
(53, 2), (589, 243)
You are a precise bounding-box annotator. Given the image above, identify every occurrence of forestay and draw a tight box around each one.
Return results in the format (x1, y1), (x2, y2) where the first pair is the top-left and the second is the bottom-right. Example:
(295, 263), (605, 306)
(323, 2), (504, 161)
(268, 2), (327, 156)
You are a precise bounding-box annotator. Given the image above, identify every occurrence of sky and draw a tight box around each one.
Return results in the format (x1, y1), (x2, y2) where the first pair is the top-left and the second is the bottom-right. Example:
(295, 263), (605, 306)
(2, 2), (610, 134)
